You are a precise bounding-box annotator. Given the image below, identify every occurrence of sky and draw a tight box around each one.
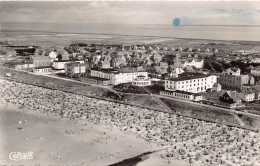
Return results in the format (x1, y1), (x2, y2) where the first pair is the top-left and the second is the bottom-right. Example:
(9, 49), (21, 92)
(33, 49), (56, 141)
(1, 1), (260, 26)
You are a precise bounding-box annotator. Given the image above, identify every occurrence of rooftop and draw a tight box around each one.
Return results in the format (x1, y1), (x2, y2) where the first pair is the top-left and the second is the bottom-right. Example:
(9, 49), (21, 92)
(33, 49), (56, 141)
(167, 73), (210, 81)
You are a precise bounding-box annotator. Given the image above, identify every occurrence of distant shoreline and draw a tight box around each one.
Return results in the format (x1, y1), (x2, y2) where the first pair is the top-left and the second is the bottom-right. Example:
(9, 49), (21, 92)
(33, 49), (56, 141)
(1, 29), (260, 43)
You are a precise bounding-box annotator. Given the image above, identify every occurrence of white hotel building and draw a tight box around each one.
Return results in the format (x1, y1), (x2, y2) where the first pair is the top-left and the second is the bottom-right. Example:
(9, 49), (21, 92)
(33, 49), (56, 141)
(90, 68), (148, 85)
(165, 74), (217, 93)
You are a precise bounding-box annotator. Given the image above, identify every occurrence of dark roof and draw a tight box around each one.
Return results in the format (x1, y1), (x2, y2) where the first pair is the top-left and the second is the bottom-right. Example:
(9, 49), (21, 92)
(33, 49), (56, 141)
(219, 90), (241, 102)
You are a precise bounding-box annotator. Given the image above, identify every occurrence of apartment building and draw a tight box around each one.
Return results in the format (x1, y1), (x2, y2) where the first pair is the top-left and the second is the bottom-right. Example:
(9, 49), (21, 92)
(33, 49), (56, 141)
(165, 73), (217, 93)
(218, 74), (255, 91)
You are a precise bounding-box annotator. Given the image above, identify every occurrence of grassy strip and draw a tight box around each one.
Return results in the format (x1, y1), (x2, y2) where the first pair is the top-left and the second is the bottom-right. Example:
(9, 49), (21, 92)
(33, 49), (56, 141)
(160, 98), (240, 125)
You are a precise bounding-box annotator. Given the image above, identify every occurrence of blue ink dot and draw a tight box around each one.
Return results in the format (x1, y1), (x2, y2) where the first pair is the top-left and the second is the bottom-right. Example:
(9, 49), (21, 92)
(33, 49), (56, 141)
(173, 18), (180, 26)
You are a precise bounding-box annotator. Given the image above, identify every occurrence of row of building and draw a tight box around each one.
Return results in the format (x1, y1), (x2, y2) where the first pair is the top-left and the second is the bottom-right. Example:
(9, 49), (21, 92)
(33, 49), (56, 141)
(160, 66), (260, 108)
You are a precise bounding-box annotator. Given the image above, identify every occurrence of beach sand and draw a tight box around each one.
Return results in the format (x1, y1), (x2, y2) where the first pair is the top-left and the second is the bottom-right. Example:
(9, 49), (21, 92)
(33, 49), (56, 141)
(0, 103), (161, 166)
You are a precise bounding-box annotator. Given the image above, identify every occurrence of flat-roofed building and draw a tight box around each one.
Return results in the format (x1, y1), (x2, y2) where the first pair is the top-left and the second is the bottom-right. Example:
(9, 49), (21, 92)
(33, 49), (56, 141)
(33, 67), (52, 73)
(165, 73), (217, 93)
(160, 90), (203, 101)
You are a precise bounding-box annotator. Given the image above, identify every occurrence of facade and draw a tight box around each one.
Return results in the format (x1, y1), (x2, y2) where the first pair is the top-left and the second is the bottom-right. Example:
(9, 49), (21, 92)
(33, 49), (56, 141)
(160, 90), (203, 101)
(250, 66), (260, 76)
(52, 60), (84, 70)
(15, 63), (35, 70)
(165, 73), (217, 93)
(90, 67), (148, 85)
(132, 75), (151, 86)
(238, 90), (255, 102)
(33, 67), (52, 73)
(31, 56), (52, 67)
(65, 62), (86, 77)
(81, 76), (110, 86)
(218, 74), (255, 91)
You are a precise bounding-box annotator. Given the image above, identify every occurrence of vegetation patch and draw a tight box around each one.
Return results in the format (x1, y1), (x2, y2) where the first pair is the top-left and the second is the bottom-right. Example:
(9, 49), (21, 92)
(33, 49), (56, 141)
(113, 83), (148, 94)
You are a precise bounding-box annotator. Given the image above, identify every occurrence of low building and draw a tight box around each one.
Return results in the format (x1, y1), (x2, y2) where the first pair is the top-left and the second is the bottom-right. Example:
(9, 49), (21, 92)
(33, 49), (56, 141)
(216, 90), (242, 108)
(81, 76), (110, 86)
(65, 62), (86, 77)
(33, 67), (52, 73)
(132, 75), (151, 86)
(165, 73), (217, 93)
(250, 66), (260, 76)
(160, 90), (203, 101)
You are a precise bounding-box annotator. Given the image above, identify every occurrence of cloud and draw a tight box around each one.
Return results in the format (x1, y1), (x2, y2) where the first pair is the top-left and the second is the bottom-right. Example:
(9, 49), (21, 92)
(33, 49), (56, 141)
(1, 1), (260, 25)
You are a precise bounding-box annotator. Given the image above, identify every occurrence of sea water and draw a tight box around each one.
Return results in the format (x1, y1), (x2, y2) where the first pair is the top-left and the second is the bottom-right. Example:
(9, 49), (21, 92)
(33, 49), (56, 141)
(1, 22), (260, 41)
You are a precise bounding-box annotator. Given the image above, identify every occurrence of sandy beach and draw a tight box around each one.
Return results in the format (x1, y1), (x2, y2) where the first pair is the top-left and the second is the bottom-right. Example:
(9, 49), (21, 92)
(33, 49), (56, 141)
(0, 103), (162, 166)
(1, 79), (260, 166)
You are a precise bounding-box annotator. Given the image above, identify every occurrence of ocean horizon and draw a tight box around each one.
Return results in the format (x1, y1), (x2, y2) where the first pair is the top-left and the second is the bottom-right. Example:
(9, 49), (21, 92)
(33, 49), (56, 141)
(1, 22), (260, 41)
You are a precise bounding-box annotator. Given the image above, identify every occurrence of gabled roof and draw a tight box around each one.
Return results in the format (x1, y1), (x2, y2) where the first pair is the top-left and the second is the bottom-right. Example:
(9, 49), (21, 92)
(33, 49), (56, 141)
(219, 90), (241, 102)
